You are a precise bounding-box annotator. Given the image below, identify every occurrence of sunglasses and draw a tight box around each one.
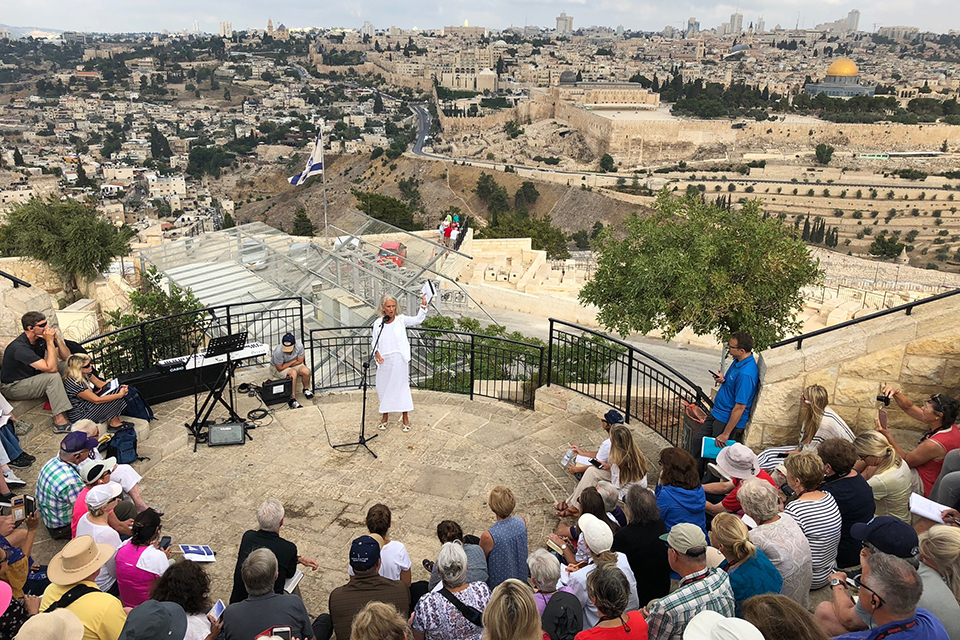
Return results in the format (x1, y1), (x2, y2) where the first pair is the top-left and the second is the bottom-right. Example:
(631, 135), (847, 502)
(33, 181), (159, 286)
(854, 575), (885, 607)
(33, 322), (47, 328)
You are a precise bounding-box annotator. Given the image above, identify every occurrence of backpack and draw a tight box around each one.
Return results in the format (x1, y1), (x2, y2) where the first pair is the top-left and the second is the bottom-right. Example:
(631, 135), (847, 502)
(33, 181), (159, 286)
(541, 591), (583, 640)
(102, 426), (143, 464)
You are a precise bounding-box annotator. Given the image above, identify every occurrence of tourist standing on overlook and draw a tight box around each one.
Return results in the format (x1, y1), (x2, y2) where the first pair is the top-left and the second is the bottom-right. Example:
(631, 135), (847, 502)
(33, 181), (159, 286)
(0, 312), (73, 432)
(692, 332), (759, 476)
(373, 293), (427, 432)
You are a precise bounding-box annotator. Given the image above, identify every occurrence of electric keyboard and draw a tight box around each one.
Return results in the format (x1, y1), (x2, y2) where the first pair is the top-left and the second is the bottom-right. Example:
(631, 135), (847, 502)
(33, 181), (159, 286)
(157, 342), (269, 373)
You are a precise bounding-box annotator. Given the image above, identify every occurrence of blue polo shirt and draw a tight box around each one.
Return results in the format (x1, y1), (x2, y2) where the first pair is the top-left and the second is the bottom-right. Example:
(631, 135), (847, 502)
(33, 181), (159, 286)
(834, 609), (949, 640)
(710, 353), (759, 430)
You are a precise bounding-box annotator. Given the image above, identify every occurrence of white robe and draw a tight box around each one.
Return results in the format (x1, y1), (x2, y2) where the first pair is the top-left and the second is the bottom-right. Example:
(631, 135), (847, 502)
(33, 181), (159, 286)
(373, 307), (426, 414)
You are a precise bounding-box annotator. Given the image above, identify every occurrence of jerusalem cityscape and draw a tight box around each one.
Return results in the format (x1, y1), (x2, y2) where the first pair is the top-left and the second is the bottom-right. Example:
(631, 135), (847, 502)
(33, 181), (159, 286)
(0, 2), (960, 640)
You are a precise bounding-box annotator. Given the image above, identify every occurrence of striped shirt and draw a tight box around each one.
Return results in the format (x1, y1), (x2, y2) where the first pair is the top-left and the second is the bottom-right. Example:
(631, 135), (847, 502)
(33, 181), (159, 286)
(784, 492), (842, 589)
(645, 567), (735, 640)
(803, 407), (855, 450)
(36, 456), (84, 528)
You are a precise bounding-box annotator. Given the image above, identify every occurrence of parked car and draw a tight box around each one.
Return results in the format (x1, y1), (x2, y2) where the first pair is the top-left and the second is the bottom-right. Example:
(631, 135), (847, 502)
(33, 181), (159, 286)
(377, 241), (407, 267)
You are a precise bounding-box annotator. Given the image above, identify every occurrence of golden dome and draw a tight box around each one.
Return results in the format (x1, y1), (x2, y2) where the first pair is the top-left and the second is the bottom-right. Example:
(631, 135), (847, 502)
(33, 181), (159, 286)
(826, 57), (859, 77)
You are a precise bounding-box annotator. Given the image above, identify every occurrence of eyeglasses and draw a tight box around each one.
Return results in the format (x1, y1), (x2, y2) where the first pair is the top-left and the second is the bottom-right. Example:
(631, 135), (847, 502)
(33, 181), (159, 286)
(33, 322), (47, 328)
(857, 454), (875, 461)
(854, 575), (885, 607)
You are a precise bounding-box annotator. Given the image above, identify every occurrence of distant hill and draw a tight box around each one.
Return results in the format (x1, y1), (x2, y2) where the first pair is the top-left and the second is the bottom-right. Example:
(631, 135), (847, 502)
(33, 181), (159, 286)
(0, 23), (63, 39)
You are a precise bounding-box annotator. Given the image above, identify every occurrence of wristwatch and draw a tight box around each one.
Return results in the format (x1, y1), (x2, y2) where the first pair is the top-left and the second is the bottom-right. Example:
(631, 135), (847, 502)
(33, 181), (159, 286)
(561, 544), (567, 551)
(830, 579), (844, 588)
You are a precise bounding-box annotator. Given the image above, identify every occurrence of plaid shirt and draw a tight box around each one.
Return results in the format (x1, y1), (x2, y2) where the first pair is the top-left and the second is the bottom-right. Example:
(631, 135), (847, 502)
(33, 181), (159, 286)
(645, 567), (735, 640)
(36, 457), (83, 528)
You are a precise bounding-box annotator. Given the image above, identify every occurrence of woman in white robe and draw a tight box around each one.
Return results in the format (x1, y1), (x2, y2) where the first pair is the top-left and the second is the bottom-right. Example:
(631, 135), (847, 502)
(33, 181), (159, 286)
(373, 294), (427, 432)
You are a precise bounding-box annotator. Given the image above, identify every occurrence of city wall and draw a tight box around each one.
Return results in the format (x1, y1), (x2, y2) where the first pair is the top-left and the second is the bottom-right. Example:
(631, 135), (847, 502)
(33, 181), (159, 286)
(747, 292), (960, 450)
(440, 93), (960, 164)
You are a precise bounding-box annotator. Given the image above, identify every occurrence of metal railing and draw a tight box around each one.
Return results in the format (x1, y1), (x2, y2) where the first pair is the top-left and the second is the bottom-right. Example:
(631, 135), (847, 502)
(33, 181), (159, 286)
(547, 319), (713, 447)
(81, 297), (304, 380)
(0, 270), (31, 288)
(772, 286), (960, 350)
(310, 325), (544, 410)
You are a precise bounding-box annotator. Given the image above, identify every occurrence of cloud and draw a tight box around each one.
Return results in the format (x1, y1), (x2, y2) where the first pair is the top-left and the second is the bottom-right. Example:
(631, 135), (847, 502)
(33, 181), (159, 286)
(2, 0), (951, 34)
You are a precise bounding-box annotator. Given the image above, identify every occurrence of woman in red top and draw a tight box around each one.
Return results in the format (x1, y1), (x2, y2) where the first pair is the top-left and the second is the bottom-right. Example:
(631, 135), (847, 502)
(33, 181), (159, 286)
(877, 387), (960, 497)
(575, 562), (647, 640)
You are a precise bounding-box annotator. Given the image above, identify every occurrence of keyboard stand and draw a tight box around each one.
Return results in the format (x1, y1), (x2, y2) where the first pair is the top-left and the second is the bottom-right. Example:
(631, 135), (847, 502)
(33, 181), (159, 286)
(185, 333), (248, 451)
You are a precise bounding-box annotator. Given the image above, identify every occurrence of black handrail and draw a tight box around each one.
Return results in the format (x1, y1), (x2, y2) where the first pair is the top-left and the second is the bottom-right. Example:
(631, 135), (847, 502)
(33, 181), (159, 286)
(771, 286), (960, 350)
(0, 270), (31, 288)
(548, 318), (709, 396)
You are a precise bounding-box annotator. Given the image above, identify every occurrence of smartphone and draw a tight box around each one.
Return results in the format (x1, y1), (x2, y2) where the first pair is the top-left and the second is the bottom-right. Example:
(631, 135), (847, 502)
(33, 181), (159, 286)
(208, 599), (225, 620)
(24, 496), (35, 517)
(159, 536), (171, 550)
(708, 369), (719, 379)
(588, 458), (603, 469)
(273, 627), (292, 640)
(878, 408), (888, 429)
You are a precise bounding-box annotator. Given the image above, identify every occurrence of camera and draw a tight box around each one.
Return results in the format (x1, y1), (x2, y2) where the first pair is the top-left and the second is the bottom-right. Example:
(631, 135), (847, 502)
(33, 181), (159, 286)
(876, 395), (891, 406)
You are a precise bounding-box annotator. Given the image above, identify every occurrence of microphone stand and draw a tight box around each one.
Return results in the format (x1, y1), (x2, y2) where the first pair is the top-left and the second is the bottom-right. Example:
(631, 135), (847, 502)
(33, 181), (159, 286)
(331, 316), (386, 458)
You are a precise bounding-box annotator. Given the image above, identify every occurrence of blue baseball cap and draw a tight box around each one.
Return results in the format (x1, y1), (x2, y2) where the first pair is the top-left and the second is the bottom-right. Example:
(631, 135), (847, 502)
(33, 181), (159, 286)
(60, 431), (98, 454)
(603, 410), (624, 425)
(852, 516), (919, 559)
(350, 535), (381, 571)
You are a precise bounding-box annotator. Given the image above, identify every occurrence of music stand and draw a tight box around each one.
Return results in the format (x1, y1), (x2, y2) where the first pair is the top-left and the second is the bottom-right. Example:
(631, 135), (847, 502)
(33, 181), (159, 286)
(186, 331), (248, 451)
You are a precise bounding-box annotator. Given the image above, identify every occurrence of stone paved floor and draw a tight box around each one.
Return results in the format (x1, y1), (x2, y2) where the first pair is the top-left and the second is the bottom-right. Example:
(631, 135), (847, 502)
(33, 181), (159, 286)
(13, 375), (891, 615)
(15, 382), (661, 617)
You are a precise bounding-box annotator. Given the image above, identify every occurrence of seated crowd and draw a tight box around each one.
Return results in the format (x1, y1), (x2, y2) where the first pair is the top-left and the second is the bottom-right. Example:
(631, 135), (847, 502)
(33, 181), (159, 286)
(3, 322), (960, 640)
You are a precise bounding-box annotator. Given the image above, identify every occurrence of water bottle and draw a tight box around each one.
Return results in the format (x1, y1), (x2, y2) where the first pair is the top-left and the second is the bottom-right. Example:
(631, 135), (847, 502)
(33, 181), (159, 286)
(561, 447), (575, 467)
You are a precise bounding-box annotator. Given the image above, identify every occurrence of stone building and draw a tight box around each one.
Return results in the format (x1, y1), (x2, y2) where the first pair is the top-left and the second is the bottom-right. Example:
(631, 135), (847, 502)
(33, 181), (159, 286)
(804, 57), (876, 98)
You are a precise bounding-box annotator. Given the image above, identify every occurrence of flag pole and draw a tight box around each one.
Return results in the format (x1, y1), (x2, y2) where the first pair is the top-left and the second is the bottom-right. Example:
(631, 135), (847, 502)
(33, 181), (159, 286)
(319, 120), (328, 243)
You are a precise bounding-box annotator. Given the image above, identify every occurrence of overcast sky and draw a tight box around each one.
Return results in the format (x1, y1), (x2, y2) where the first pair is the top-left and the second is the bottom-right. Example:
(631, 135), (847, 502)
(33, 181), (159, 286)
(3, 0), (952, 36)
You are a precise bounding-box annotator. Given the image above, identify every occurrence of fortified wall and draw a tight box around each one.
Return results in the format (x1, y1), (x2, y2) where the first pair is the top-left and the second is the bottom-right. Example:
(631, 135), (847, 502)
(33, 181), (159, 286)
(747, 292), (960, 450)
(440, 91), (960, 164)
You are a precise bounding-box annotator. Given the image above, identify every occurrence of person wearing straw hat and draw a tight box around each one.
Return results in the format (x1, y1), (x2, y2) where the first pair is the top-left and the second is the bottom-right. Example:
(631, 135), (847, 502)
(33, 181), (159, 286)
(39, 535), (127, 640)
(703, 443), (777, 518)
(14, 609), (84, 640)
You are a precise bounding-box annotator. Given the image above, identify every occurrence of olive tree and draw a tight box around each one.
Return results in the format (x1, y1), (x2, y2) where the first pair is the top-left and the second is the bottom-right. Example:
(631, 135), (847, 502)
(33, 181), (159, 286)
(579, 190), (822, 350)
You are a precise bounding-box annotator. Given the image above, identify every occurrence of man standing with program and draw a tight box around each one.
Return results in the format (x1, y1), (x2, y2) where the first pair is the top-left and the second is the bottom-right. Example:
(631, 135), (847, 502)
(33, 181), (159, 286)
(692, 331), (759, 476)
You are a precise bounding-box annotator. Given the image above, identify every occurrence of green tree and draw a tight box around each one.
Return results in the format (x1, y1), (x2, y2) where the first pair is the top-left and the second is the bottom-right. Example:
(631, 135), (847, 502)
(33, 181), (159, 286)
(869, 233), (905, 259)
(599, 154), (616, 172)
(579, 190), (822, 348)
(351, 190), (419, 230)
(514, 181), (540, 209)
(815, 143), (835, 165)
(149, 127), (172, 160)
(373, 92), (384, 114)
(504, 120), (524, 139)
(571, 230), (591, 249)
(223, 88), (231, 101)
(221, 211), (236, 229)
(13, 148), (24, 166)
(0, 198), (133, 299)
(291, 206), (316, 236)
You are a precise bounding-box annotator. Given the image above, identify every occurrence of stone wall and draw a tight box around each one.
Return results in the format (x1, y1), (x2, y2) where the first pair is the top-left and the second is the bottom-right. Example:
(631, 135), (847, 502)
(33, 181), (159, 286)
(0, 257), (64, 293)
(0, 279), (59, 351)
(747, 292), (960, 450)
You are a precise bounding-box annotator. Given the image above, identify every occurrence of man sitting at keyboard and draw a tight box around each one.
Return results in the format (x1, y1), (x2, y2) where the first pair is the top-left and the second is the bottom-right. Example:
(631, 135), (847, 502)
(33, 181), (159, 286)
(271, 333), (313, 410)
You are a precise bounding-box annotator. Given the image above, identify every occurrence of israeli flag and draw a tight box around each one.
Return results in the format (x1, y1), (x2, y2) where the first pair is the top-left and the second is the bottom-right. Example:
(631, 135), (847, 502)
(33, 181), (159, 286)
(288, 129), (324, 186)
